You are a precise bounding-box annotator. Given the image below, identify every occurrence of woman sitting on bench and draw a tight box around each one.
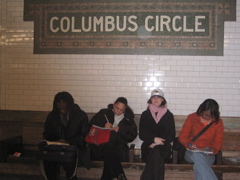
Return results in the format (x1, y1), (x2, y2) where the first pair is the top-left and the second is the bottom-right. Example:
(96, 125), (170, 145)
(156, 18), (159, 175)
(89, 97), (137, 180)
(139, 88), (176, 180)
(178, 99), (224, 180)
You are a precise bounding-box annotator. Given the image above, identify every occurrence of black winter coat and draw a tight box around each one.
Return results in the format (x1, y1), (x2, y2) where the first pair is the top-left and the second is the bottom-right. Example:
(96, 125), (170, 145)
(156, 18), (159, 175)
(89, 104), (138, 161)
(139, 109), (176, 161)
(43, 104), (89, 150)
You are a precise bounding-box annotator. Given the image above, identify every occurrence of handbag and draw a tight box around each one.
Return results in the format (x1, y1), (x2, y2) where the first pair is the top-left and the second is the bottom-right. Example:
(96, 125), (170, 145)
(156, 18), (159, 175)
(173, 121), (215, 162)
(173, 137), (187, 162)
(85, 125), (111, 145)
(0, 136), (23, 162)
(37, 141), (78, 163)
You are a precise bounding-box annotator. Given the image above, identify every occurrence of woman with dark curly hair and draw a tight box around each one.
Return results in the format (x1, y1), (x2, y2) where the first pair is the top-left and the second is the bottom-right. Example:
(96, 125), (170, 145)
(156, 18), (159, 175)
(89, 97), (137, 180)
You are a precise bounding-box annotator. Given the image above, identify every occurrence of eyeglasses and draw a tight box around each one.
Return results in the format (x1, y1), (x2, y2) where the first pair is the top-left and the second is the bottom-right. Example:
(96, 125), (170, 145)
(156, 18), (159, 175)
(201, 113), (213, 120)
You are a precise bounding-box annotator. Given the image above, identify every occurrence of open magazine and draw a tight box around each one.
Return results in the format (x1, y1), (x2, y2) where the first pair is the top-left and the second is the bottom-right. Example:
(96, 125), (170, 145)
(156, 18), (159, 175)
(187, 147), (213, 154)
(44, 140), (69, 146)
(92, 124), (113, 130)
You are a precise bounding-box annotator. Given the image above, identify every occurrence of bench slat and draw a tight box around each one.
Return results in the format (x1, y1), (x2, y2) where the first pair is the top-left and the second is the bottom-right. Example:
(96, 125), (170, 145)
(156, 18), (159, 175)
(222, 132), (240, 151)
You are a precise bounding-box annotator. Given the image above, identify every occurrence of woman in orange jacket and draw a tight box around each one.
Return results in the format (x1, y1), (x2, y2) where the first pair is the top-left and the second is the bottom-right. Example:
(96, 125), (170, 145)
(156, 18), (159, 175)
(179, 99), (224, 180)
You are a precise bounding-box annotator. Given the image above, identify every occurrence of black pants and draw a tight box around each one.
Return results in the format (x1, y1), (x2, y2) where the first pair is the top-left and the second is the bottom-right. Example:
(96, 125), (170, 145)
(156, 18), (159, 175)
(101, 142), (125, 180)
(43, 160), (78, 180)
(90, 132), (126, 180)
(140, 145), (171, 180)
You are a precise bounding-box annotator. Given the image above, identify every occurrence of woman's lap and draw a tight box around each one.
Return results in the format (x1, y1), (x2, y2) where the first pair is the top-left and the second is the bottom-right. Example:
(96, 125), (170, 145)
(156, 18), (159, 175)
(184, 150), (217, 180)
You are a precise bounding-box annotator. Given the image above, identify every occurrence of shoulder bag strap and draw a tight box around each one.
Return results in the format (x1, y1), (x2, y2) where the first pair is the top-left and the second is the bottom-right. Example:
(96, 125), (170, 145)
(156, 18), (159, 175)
(191, 121), (216, 142)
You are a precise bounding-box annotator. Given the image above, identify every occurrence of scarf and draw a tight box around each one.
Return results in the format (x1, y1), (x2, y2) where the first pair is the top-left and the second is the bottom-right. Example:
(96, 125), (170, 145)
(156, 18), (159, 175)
(149, 104), (167, 124)
(60, 111), (70, 127)
(113, 113), (124, 127)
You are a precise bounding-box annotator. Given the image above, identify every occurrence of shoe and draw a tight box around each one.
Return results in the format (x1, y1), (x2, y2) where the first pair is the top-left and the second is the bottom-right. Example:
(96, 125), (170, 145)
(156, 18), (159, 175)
(66, 175), (77, 180)
(117, 173), (127, 180)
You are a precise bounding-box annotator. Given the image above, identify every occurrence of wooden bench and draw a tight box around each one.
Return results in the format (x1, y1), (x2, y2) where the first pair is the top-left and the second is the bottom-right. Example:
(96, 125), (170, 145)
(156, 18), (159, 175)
(0, 125), (44, 158)
(23, 125), (43, 146)
(128, 131), (240, 180)
(176, 131), (240, 164)
(24, 127), (240, 176)
(0, 122), (240, 179)
(2, 126), (240, 162)
(0, 136), (22, 162)
(0, 125), (136, 179)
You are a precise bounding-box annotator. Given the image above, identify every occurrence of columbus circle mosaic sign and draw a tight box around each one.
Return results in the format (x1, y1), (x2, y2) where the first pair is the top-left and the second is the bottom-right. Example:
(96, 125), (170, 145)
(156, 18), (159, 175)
(24, 0), (236, 55)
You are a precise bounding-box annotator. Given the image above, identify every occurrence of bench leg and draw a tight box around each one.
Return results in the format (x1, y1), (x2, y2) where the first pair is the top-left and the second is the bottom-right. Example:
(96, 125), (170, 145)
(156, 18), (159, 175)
(172, 150), (178, 164)
(129, 144), (135, 163)
(215, 151), (222, 165)
(0, 140), (8, 162)
(0, 136), (22, 162)
(215, 172), (222, 180)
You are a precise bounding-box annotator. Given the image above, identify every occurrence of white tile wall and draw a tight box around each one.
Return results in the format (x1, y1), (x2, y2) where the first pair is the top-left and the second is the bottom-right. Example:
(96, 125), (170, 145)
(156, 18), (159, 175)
(0, 0), (240, 116)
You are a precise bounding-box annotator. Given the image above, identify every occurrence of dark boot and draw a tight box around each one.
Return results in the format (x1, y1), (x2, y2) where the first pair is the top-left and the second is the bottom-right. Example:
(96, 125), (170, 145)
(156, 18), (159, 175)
(117, 173), (127, 180)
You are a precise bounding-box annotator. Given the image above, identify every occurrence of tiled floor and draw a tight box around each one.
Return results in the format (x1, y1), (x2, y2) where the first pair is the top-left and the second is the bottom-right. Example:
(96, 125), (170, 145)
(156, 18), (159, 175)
(0, 174), (43, 180)
(0, 174), (98, 180)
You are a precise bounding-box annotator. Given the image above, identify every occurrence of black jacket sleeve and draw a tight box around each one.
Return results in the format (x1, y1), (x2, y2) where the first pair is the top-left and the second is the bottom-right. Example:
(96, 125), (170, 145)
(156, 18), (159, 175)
(89, 109), (111, 127)
(43, 112), (60, 141)
(43, 104), (89, 149)
(162, 111), (175, 144)
(139, 110), (155, 143)
(118, 118), (138, 143)
(66, 105), (89, 148)
(139, 109), (175, 146)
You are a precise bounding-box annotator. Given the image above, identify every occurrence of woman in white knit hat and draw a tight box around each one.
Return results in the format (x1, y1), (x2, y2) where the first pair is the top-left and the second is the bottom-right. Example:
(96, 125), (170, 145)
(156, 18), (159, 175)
(139, 88), (176, 180)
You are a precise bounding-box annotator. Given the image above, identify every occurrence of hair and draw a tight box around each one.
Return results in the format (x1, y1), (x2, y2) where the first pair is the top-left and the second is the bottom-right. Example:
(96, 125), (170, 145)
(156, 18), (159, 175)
(52, 91), (74, 111)
(147, 96), (167, 107)
(114, 97), (134, 118)
(114, 97), (128, 107)
(196, 99), (220, 123)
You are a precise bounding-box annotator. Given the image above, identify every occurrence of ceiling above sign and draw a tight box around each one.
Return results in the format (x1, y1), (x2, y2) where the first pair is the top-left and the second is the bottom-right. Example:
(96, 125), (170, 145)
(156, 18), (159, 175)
(24, 0), (236, 56)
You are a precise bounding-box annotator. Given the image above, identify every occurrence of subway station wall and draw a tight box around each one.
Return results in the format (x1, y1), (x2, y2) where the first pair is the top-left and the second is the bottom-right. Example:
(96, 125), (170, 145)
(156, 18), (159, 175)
(0, 0), (240, 116)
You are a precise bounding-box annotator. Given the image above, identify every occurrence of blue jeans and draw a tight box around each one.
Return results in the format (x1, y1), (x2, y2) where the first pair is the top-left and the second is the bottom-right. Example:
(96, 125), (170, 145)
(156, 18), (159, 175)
(184, 150), (217, 180)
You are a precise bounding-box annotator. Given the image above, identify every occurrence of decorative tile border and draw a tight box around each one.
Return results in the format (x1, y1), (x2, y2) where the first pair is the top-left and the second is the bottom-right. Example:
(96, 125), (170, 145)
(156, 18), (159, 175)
(24, 0), (236, 55)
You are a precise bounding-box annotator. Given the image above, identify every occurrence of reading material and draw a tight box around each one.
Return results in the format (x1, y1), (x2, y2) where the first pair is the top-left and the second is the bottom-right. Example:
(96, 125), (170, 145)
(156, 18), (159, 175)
(45, 141), (69, 146)
(226, 156), (240, 162)
(187, 147), (213, 154)
(92, 125), (113, 130)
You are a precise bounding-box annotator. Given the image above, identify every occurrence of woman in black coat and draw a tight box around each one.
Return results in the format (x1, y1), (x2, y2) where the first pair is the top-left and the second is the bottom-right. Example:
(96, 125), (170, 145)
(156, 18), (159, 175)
(89, 97), (137, 180)
(139, 89), (175, 180)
